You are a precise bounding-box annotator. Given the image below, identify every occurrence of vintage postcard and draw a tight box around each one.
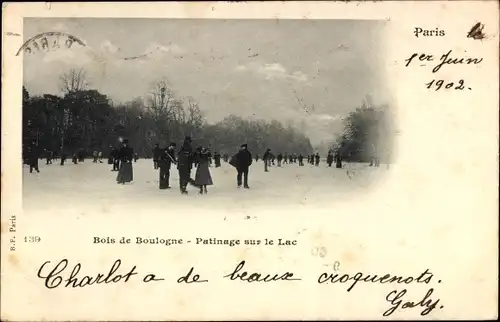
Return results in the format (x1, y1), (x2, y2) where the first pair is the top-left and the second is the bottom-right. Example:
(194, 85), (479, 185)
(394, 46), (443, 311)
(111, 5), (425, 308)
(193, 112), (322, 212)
(1, 1), (498, 320)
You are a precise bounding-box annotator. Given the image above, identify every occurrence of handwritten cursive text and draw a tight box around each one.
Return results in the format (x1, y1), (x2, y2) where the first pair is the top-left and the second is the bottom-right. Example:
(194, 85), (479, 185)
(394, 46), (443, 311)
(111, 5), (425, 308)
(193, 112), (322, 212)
(224, 260), (301, 283)
(37, 259), (138, 289)
(384, 288), (442, 317)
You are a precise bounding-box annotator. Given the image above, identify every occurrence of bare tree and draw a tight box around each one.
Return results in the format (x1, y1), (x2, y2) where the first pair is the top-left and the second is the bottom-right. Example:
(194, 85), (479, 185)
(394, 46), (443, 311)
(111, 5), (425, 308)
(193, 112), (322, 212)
(186, 97), (204, 128)
(147, 80), (176, 122)
(59, 68), (89, 94)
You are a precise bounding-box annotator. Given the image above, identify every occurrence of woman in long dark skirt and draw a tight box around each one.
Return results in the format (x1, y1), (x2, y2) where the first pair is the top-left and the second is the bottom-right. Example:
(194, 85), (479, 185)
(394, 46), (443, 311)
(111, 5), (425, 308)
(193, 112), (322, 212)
(116, 140), (134, 184)
(195, 148), (213, 194)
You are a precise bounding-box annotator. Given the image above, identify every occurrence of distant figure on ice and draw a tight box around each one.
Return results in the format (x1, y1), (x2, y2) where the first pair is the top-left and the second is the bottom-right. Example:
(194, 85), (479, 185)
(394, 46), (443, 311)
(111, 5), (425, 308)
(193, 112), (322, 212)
(298, 154), (304, 166)
(107, 145), (114, 165)
(112, 147), (120, 171)
(233, 144), (252, 189)
(315, 153), (320, 166)
(327, 151), (334, 167)
(72, 152), (78, 164)
(271, 153), (276, 166)
(78, 149), (85, 163)
(277, 153), (283, 167)
(223, 153), (229, 163)
(334, 151), (343, 168)
(207, 148), (213, 167)
(26, 141), (40, 173)
(193, 146), (202, 168)
(134, 153), (139, 162)
(195, 147), (213, 194)
(45, 149), (53, 165)
(93, 150), (99, 163)
(159, 142), (176, 189)
(255, 154), (260, 163)
(177, 136), (196, 195)
(98, 151), (103, 163)
(283, 153), (288, 164)
(153, 144), (161, 170)
(263, 148), (271, 172)
(116, 139), (134, 184)
(60, 151), (67, 166)
(214, 151), (221, 168)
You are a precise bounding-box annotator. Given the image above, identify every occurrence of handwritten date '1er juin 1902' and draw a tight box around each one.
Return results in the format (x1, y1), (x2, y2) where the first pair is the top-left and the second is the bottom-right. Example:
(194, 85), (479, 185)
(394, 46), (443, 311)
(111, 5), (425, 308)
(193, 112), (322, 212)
(404, 49), (482, 91)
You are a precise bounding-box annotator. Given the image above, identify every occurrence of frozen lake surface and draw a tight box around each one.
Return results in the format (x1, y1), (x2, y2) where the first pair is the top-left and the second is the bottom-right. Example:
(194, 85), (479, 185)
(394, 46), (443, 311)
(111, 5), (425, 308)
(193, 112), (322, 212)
(22, 159), (389, 214)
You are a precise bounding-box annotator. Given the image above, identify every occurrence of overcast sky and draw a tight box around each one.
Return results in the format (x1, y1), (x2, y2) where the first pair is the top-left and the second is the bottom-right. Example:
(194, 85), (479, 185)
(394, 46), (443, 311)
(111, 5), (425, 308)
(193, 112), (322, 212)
(23, 18), (389, 147)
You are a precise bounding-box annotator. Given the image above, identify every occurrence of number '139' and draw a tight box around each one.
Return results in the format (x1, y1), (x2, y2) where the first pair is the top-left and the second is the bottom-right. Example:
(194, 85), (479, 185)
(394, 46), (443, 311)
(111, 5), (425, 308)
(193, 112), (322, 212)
(25, 236), (41, 243)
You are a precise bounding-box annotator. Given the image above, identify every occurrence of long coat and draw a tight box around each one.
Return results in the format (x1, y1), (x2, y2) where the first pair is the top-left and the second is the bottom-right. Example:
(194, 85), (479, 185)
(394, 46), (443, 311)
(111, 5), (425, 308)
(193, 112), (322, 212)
(195, 153), (213, 186)
(117, 146), (134, 183)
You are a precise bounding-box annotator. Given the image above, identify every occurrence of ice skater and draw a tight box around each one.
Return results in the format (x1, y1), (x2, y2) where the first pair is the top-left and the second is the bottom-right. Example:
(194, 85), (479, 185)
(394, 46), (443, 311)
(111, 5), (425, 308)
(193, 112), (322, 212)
(153, 144), (161, 170)
(177, 136), (197, 194)
(159, 142), (176, 189)
(334, 151), (342, 168)
(195, 147), (213, 194)
(327, 151), (334, 167)
(263, 148), (271, 172)
(116, 139), (134, 184)
(234, 144), (252, 189)
(214, 151), (221, 168)
(27, 140), (40, 173)
(315, 153), (320, 166)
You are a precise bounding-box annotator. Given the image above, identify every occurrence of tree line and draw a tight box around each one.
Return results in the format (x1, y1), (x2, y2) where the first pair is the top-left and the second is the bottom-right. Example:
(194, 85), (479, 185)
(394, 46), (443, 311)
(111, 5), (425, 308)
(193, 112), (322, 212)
(332, 100), (395, 163)
(23, 68), (315, 158)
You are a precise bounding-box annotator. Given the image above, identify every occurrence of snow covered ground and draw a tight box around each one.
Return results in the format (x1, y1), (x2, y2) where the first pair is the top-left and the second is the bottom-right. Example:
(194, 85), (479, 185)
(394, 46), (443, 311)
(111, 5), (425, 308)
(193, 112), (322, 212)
(22, 159), (390, 214)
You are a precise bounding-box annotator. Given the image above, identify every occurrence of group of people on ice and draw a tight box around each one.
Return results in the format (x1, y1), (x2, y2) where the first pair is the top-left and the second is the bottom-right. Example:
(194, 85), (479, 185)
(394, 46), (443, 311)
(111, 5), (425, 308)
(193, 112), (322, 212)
(110, 136), (254, 194)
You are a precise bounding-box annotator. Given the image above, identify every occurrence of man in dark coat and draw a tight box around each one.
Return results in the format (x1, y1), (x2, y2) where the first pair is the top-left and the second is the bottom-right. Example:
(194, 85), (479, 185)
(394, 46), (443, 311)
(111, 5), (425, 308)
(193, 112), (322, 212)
(214, 151), (221, 168)
(159, 143), (177, 189)
(107, 145), (114, 165)
(177, 136), (195, 194)
(78, 149), (85, 163)
(235, 144), (252, 189)
(315, 153), (320, 166)
(72, 152), (78, 164)
(277, 153), (283, 167)
(45, 149), (53, 165)
(153, 144), (161, 170)
(111, 147), (120, 171)
(334, 151), (343, 169)
(327, 151), (334, 167)
(27, 141), (40, 173)
(60, 149), (67, 166)
(298, 154), (304, 166)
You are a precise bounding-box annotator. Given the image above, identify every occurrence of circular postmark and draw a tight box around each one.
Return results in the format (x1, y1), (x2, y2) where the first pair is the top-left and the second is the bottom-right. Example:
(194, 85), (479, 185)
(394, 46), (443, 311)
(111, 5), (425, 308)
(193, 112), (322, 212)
(16, 32), (86, 56)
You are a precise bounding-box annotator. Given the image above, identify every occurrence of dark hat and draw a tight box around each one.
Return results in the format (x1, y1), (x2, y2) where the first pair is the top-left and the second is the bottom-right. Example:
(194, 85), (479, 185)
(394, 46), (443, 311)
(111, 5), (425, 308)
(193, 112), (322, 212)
(169, 142), (176, 146)
(184, 136), (192, 142)
(241, 144), (248, 148)
(123, 139), (129, 144)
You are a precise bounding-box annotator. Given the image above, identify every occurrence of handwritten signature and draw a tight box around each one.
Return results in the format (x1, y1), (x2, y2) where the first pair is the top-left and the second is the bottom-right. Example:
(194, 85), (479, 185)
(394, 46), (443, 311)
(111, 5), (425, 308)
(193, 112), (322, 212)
(384, 288), (442, 317)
